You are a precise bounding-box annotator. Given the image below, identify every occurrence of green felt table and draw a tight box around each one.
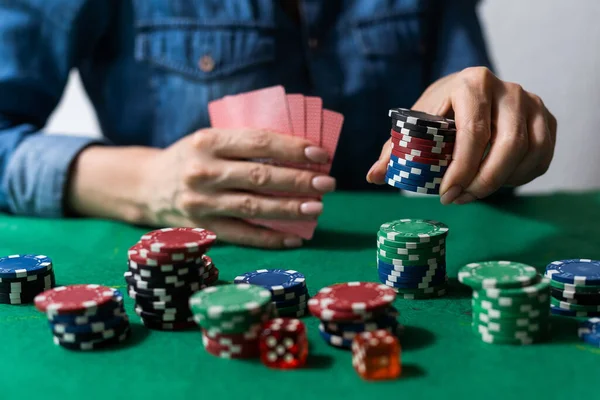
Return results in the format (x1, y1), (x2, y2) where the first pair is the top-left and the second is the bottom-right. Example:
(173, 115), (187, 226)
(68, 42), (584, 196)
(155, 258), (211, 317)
(1, 192), (599, 399)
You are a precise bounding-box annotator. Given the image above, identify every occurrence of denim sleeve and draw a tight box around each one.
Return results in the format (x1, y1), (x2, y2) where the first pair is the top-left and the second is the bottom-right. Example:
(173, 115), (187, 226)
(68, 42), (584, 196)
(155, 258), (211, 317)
(430, 0), (494, 80)
(0, 0), (113, 217)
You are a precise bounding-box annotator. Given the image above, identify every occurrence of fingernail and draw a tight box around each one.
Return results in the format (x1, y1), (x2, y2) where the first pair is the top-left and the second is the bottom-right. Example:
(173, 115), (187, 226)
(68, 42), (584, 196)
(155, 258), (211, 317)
(453, 192), (477, 205)
(305, 146), (329, 163)
(300, 201), (323, 216)
(312, 176), (336, 192)
(440, 185), (462, 205)
(284, 237), (303, 248)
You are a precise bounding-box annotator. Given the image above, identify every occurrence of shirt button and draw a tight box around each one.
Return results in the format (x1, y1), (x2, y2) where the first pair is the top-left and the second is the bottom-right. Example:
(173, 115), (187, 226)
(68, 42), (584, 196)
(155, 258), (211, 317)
(198, 55), (215, 72)
(308, 38), (318, 49)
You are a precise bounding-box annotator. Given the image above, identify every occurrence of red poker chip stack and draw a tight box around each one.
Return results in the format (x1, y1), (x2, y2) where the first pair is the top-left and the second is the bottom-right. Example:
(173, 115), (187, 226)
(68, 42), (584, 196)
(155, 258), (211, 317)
(124, 227), (219, 331)
(201, 326), (262, 359)
(308, 282), (401, 349)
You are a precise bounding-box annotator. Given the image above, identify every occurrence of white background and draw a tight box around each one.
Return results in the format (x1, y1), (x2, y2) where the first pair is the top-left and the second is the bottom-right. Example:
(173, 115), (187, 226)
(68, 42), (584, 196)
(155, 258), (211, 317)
(45, 0), (600, 194)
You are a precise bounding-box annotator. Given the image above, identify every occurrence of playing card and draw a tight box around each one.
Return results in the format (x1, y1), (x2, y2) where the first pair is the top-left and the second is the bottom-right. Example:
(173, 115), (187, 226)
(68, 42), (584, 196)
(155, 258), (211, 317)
(286, 94), (305, 138)
(305, 96), (322, 146)
(208, 86), (292, 133)
(320, 110), (344, 174)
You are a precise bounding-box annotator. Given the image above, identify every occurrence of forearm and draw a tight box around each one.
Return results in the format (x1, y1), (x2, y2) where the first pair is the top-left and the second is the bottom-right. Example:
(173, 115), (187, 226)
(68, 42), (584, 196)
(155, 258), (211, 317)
(66, 145), (160, 224)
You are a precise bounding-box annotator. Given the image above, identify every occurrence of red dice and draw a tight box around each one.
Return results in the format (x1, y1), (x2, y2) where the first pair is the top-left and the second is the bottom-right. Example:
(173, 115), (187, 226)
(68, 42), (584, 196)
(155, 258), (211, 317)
(259, 318), (308, 369)
(352, 329), (401, 380)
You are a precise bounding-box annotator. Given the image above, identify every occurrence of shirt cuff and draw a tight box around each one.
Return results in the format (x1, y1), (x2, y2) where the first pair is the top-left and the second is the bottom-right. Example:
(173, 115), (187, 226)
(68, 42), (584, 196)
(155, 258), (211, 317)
(3, 134), (105, 217)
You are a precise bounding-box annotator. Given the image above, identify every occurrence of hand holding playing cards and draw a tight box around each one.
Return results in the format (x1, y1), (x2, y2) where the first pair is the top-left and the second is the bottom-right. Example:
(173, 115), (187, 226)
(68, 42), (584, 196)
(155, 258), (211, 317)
(138, 127), (336, 248)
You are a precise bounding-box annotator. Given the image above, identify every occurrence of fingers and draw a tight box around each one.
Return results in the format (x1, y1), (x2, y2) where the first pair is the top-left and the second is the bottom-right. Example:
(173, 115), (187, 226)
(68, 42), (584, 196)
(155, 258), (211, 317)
(192, 128), (329, 164)
(459, 82), (529, 201)
(198, 217), (303, 249)
(505, 94), (555, 186)
(203, 160), (336, 194)
(366, 139), (392, 184)
(439, 68), (494, 204)
(179, 190), (323, 221)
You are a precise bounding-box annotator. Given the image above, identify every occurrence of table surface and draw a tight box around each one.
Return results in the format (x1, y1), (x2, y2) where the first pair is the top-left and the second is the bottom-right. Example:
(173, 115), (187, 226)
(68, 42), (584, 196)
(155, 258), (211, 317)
(1, 192), (599, 400)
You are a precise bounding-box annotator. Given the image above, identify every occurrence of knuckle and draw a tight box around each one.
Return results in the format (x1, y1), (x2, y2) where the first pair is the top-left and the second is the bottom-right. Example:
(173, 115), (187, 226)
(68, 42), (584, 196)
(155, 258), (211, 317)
(249, 130), (272, 152)
(192, 129), (217, 149)
(460, 120), (491, 147)
(530, 93), (545, 109)
(285, 200), (303, 218)
(178, 192), (209, 215)
(184, 162), (217, 185)
(476, 172), (502, 194)
(248, 164), (271, 187)
(237, 195), (261, 218)
(461, 66), (494, 86)
(292, 171), (313, 192)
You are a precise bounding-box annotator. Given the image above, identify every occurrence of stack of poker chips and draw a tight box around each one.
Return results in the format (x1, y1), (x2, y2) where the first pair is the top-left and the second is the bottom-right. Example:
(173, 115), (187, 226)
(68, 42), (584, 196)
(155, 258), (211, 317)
(233, 269), (309, 318)
(578, 318), (600, 347)
(0, 254), (55, 304)
(376, 219), (448, 299)
(545, 259), (600, 317)
(34, 284), (131, 350)
(125, 227), (218, 331)
(386, 108), (456, 194)
(308, 282), (401, 350)
(459, 261), (550, 345)
(189, 284), (274, 359)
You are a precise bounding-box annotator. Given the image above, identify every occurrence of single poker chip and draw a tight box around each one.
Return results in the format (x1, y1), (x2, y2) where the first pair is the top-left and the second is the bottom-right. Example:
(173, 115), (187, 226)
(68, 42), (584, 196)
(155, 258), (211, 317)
(391, 148), (451, 166)
(318, 323), (352, 349)
(273, 293), (309, 309)
(127, 258), (204, 275)
(550, 288), (600, 304)
(379, 219), (449, 243)
(271, 286), (309, 302)
(391, 125), (455, 143)
(143, 319), (197, 331)
(395, 287), (447, 299)
(0, 255), (53, 279)
(53, 328), (131, 351)
(550, 304), (600, 317)
(389, 154), (448, 173)
(458, 261), (538, 290)
(383, 275), (447, 290)
(34, 285), (118, 315)
(377, 241), (443, 256)
(376, 252), (444, 266)
(386, 177), (440, 194)
(377, 236), (446, 250)
(387, 163), (445, 182)
(545, 259), (600, 285)
(128, 242), (201, 266)
(385, 172), (441, 190)
(308, 297), (379, 322)
(124, 271), (187, 290)
(135, 306), (191, 322)
(549, 279), (600, 293)
(377, 246), (445, 261)
(378, 266), (446, 281)
(388, 108), (456, 129)
(233, 270), (306, 296)
(189, 284), (272, 320)
(391, 142), (453, 159)
(392, 137), (453, 154)
(392, 133), (455, 152)
(51, 313), (129, 334)
(392, 118), (457, 135)
(315, 282), (396, 314)
(550, 297), (600, 312)
(140, 227), (217, 254)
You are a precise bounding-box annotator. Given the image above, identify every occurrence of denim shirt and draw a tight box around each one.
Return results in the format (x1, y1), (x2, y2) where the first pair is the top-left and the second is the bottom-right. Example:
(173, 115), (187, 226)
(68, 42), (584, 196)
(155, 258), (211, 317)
(0, 0), (492, 217)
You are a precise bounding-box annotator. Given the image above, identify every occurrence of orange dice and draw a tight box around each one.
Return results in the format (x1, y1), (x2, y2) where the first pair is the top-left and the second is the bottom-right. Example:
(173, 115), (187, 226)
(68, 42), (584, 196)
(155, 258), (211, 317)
(352, 329), (401, 380)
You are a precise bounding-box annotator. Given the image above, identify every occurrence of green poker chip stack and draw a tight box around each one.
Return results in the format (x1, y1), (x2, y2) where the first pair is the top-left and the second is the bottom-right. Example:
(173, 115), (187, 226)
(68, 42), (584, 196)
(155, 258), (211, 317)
(376, 219), (449, 299)
(188, 284), (274, 334)
(458, 261), (550, 345)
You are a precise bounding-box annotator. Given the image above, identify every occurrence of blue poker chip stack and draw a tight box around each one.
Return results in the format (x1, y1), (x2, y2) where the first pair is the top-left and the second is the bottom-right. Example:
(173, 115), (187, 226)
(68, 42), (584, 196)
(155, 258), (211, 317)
(386, 108), (456, 195)
(233, 269), (310, 318)
(317, 307), (404, 350)
(578, 318), (600, 347)
(0, 254), (56, 304)
(545, 259), (600, 317)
